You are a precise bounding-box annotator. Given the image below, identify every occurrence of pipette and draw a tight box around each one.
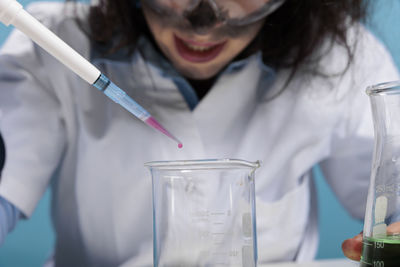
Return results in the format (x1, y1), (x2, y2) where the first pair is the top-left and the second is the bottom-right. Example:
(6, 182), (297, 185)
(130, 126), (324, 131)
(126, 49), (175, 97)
(0, 0), (183, 148)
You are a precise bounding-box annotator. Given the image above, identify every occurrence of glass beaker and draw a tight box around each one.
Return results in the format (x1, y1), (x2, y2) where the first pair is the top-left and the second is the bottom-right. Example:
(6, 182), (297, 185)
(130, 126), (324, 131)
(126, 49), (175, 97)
(361, 81), (400, 267)
(145, 159), (260, 267)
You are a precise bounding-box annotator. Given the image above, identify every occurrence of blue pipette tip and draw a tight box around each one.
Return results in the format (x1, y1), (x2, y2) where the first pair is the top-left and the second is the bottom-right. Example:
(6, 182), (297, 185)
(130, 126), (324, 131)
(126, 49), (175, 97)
(145, 117), (183, 149)
(93, 74), (183, 148)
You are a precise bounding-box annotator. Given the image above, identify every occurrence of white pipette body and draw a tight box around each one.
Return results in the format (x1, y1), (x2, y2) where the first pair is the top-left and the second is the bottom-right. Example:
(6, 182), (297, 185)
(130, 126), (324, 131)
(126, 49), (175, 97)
(0, 0), (99, 84)
(0, 0), (182, 147)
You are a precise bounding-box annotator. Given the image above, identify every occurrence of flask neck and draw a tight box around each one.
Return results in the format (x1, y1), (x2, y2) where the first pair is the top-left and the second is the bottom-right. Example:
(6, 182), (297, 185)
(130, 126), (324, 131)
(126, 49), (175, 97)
(369, 89), (400, 140)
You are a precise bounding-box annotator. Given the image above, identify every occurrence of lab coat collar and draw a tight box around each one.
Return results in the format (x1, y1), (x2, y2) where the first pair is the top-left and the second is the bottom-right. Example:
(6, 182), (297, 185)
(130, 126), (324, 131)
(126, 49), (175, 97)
(90, 36), (278, 156)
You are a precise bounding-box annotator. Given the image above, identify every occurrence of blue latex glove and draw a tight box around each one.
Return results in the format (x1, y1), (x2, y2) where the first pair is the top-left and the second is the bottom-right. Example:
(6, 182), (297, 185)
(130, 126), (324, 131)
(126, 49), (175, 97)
(0, 196), (20, 246)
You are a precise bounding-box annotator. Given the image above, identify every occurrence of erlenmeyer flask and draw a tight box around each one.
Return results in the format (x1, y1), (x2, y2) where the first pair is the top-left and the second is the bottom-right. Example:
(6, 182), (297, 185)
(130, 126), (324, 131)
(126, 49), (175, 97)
(361, 81), (400, 267)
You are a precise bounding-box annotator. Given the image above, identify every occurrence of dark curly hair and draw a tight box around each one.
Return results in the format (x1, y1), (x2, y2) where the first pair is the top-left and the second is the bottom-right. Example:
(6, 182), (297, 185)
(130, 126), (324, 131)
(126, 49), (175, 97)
(80, 0), (369, 82)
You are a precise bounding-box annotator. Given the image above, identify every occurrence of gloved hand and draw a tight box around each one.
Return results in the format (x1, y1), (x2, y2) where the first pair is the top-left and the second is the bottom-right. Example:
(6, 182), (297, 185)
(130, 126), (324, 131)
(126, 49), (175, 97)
(0, 196), (20, 247)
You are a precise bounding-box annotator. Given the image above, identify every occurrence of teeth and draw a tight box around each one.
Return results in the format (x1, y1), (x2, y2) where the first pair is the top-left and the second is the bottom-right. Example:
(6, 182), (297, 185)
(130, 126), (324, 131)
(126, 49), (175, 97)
(185, 42), (214, 52)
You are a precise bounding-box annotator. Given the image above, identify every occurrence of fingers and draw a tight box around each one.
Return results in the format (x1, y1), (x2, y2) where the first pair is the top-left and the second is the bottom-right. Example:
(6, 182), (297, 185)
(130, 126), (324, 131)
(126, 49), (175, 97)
(342, 232), (363, 261)
(342, 222), (400, 262)
(387, 221), (400, 235)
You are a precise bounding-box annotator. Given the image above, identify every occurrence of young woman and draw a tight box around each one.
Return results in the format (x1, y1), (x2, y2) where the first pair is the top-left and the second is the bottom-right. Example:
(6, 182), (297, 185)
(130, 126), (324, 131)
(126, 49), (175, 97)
(0, 0), (399, 265)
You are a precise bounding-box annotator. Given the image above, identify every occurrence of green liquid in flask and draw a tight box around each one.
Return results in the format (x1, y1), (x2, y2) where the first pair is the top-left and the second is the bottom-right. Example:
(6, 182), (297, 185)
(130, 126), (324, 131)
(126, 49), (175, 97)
(360, 234), (400, 267)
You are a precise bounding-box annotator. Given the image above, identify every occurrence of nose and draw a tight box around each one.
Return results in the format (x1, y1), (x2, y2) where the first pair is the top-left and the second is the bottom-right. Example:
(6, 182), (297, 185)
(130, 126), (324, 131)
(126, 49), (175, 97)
(183, 1), (219, 34)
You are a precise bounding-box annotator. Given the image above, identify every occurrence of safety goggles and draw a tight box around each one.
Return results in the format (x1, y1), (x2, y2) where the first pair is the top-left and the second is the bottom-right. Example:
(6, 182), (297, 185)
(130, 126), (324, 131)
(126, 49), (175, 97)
(141, 0), (286, 26)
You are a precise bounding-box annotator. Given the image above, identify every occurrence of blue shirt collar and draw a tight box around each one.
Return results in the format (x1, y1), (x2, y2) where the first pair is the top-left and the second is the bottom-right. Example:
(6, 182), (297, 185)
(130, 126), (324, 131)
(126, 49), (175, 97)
(135, 37), (277, 110)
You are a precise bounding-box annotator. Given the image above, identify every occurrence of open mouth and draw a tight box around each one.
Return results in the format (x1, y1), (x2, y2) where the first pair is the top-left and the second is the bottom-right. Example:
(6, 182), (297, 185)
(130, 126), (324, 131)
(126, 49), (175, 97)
(174, 34), (226, 63)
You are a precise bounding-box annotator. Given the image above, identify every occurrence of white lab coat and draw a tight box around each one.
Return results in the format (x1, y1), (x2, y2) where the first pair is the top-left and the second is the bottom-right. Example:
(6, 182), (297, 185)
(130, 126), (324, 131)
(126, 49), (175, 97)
(0, 2), (399, 267)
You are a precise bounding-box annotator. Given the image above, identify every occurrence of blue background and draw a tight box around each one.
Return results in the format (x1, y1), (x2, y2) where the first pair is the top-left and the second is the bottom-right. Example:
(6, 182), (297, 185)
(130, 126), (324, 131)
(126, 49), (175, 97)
(0, 0), (399, 266)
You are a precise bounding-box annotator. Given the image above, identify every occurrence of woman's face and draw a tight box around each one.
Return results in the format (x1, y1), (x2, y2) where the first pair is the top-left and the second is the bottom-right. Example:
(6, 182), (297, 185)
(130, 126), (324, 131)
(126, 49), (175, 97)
(141, 4), (265, 80)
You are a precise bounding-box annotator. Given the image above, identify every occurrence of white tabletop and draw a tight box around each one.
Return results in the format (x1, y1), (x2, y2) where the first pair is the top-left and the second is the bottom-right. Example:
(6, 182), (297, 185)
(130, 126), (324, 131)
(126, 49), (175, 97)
(261, 258), (358, 267)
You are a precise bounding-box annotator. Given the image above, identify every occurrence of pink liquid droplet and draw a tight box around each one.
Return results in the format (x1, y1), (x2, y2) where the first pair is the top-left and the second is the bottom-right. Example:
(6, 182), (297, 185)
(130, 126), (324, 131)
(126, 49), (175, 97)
(178, 143), (183, 149)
